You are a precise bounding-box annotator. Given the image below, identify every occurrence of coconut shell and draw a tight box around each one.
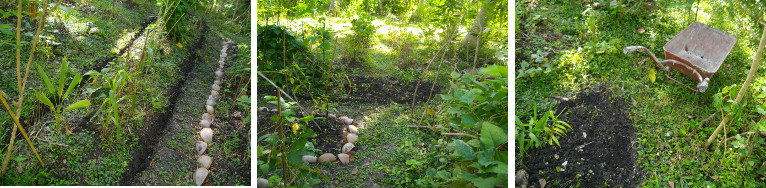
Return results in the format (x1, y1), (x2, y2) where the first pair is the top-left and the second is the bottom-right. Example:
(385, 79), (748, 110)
(302, 155), (318, 164)
(206, 98), (215, 106)
(215, 70), (223, 77)
(196, 141), (208, 155)
(200, 128), (214, 144)
(211, 90), (219, 97)
(257, 178), (268, 187)
(194, 168), (209, 186)
(348, 125), (358, 134)
(258, 107), (268, 112)
(338, 153), (350, 165)
(328, 113), (336, 119)
(257, 178), (269, 187)
(214, 80), (221, 85)
(202, 113), (212, 121)
(212, 84), (220, 91)
(206, 105), (214, 114)
(346, 133), (358, 143)
(343, 118), (354, 125)
(199, 119), (211, 128)
(318, 153), (336, 163)
(342, 143), (354, 154)
(339, 116), (348, 123)
(198, 155), (212, 169)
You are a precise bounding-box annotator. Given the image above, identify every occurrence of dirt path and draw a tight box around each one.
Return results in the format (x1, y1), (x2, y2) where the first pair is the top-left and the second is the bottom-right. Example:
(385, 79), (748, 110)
(124, 25), (249, 185)
(524, 86), (643, 187)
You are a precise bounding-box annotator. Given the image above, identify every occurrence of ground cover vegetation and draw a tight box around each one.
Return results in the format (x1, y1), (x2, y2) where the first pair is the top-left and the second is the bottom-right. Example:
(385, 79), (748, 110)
(0, 0), (250, 185)
(517, 0), (766, 186)
(256, 0), (508, 187)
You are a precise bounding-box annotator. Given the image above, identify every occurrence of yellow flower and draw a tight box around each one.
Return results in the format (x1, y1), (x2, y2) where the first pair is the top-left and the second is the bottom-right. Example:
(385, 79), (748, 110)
(176, 42), (183, 48)
(291, 123), (300, 134)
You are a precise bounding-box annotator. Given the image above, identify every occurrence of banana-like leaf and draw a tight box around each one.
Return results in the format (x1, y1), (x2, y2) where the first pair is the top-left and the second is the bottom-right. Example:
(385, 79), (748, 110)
(36, 64), (55, 94)
(64, 100), (90, 110)
(58, 57), (69, 96)
(35, 90), (54, 108)
(63, 73), (82, 100)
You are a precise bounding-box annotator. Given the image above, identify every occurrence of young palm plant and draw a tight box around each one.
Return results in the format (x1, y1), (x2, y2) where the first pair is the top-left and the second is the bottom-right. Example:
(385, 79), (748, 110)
(34, 57), (91, 135)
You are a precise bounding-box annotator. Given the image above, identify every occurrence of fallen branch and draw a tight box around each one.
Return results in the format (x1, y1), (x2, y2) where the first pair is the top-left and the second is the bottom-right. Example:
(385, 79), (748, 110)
(256, 71), (324, 133)
(36, 138), (68, 147)
(441, 132), (479, 139)
(701, 111), (718, 124)
(716, 131), (766, 149)
(407, 125), (434, 129)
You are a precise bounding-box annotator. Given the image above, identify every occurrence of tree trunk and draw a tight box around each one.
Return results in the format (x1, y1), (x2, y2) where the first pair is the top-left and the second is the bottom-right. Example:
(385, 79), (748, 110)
(329, 0), (335, 14)
(461, 0), (491, 49)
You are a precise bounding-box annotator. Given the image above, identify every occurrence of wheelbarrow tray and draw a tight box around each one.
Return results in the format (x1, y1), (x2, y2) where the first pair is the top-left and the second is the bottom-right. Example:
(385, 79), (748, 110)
(663, 22), (737, 81)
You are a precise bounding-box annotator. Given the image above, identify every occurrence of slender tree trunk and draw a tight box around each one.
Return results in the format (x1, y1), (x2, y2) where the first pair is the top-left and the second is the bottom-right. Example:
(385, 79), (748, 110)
(704, 20), (766, 149)
(328, 0), (335, 14)
(461, 0), (491, 49)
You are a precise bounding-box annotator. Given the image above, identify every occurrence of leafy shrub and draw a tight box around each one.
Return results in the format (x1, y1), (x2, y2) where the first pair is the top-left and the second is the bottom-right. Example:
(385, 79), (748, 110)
(346, 13), (378, 62)
(158, 0), (197, 42)
(257, 95), (328, 187)
(425, 65), (509, 187)
(388, 30), (418, 69)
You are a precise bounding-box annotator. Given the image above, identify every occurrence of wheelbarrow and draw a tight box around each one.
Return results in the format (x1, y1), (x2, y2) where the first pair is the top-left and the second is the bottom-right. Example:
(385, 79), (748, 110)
(623, 22), (737, 93)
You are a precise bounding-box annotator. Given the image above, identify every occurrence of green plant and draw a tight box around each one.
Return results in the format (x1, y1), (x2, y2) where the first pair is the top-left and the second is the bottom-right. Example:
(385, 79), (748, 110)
(515, 105), (571, 162)
(429, 65), (508, 187)
(84, 68), (132, 143)
(34, 57), (91, 135)
(257, 95), (328, 187)
(347, 13), (378, 62)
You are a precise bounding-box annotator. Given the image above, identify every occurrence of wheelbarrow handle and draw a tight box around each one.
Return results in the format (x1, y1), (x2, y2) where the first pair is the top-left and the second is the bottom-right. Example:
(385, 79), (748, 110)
(624, 46), (710, 92)
(623, 46), (671, 71)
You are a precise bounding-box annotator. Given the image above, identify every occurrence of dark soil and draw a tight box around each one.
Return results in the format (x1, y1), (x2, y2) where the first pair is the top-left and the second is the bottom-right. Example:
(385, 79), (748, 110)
(340, 76), (441, 104)
(258, 75), (441, 105)
(523, 86), (643, 187)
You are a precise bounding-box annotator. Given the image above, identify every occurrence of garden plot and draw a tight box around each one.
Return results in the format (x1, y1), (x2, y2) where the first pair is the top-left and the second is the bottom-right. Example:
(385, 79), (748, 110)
(522, 86), (642, 187)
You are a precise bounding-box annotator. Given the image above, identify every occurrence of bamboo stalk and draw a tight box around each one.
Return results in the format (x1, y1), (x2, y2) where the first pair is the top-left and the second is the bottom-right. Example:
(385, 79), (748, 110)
(0, 93), (45, 170)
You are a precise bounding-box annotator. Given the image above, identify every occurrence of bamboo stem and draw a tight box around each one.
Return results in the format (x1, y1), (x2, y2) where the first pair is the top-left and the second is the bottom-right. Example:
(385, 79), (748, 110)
(0, 93), (45, 170)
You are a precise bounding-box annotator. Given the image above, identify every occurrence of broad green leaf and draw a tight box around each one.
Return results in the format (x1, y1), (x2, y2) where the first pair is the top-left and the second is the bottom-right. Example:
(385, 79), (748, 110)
(58, 57), (69, 96)
(648, 68), (655, 83)
(453, 140), (474, 160)
(450, 71), (461, 79)
(461, 115), (476, 127)
(64, 100), (90, 110)
(35, 90), (54, 108)
(299, 116), (315, 121)
(481, 122), (507, 148)
(757, 105), (766, 115)
(713, 93), (723, 109)
(63, 73), (82, 99)
(471, 177), (501, 187)
(477, 150), (497, 167)
(458, 172), (477, 181)
(479, 65), (507, 78)
(440, 94), (453, 100)
(36, 64), (55, 94)
(437, 170), (451, 180)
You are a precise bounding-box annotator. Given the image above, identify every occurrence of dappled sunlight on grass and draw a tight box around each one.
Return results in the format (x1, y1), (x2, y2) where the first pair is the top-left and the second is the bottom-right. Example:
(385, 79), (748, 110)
(555, 48), (590, 92)
(112, 30), (138, 54)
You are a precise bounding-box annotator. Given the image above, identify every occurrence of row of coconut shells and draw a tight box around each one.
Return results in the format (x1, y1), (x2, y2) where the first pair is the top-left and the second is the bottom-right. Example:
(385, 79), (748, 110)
(194, 41), (233, 186)
(257, 114), (361, 187)
(302, 114), (360, 165)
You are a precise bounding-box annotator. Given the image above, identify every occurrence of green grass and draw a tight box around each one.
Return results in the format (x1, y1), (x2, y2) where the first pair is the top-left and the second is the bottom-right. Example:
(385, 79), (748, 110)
(517, 0), (766, 186)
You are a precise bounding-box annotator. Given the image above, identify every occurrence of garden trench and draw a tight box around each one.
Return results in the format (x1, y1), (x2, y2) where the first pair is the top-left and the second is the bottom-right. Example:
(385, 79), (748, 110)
(522, 86), (643, 187)
(117, 20), (209, 185)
